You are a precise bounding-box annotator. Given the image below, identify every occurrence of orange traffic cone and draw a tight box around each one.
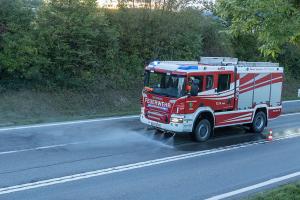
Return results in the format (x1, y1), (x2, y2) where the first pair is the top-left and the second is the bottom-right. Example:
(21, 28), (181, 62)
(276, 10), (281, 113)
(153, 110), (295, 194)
(267, 129), (273, 141)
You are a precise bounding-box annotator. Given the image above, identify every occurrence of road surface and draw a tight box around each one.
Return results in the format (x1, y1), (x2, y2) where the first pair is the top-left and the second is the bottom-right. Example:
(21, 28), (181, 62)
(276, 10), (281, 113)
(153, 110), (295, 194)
(282, 99), (300, 113)
(0, 101), (300, 199)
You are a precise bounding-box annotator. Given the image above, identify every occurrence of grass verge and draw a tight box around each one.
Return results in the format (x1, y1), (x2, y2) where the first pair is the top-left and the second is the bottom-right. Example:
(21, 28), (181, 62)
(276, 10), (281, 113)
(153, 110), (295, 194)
(0, 87), (141, 127)
(248, 181), (300, 200)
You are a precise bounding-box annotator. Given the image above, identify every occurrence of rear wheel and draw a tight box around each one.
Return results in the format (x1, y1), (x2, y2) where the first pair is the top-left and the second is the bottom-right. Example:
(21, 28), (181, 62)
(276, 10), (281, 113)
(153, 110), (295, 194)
(251, 111), (267, 133)
(193, 119), (212, 142)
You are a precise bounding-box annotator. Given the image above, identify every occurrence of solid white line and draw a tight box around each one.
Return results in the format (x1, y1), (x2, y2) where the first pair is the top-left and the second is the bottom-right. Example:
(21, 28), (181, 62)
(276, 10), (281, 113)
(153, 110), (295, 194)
(0, 142), (84, 155)
(0, 133), (299, 195)
(206, 171), (300, 200)
(280, 112), (300, 117)
(0, 115), (139, 132)
(283, 100), (300, 103)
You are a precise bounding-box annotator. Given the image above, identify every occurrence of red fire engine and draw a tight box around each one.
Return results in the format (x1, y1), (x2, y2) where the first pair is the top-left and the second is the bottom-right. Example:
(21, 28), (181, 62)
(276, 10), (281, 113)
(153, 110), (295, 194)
(140, 57), (283, 142)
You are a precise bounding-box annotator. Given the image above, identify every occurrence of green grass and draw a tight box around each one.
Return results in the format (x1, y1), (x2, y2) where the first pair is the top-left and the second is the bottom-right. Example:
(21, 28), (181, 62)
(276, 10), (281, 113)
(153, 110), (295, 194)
(0, 87), (141, 127)
(248, 182), (300, 200)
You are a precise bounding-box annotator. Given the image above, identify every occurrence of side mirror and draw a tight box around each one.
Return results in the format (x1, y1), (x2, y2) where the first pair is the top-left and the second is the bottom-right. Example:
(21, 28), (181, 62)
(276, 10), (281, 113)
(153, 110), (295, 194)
(144, 87), (153, 92)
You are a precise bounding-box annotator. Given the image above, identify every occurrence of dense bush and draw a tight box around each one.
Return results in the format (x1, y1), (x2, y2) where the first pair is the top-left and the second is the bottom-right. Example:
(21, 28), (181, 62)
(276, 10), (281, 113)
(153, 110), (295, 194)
(34, 0), (119, 86)
(0, 0), (38, 79)
(108, 9), (204, 62)
(0, 0), (299, 89)
(0, 0), (235, 88)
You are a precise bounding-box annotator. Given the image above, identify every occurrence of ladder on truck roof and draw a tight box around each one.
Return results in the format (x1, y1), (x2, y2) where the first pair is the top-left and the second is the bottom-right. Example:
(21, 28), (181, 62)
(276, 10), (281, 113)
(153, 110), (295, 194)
(238, 61), (279, 68)
(199, 57), (279, 67)
(153, 61), (199, 65)
(200, 57), (238, 65)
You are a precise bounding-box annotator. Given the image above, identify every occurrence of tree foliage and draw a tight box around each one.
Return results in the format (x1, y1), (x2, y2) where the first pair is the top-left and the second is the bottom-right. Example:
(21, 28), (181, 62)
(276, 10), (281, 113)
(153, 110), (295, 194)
(33, 0), (118, 85)
(108, 9), (203, 62)
(4, 0), (298, 89)
(216, 0), (300, 57)
(0, 0), (39, 79)
(278, 44), (300, 78)
(0, 0), (234, 88)
(106, 8), (233, 86)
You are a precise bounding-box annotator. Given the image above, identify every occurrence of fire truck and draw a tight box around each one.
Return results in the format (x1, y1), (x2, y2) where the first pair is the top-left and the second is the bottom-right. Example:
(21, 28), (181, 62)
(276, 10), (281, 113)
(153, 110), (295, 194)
(140, 57), (283, 142)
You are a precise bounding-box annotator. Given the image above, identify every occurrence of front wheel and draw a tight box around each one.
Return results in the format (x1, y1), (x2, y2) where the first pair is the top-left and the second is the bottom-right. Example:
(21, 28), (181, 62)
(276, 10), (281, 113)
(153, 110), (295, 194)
(251, 111), (267, 133)
(193, 119), (212, 142)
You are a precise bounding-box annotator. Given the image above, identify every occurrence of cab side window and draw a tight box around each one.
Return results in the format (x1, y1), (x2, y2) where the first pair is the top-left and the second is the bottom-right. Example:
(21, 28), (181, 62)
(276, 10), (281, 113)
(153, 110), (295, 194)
(206, 75), (214, 90)
(218, 74), (231, 92)
(190, 76), (203, 92)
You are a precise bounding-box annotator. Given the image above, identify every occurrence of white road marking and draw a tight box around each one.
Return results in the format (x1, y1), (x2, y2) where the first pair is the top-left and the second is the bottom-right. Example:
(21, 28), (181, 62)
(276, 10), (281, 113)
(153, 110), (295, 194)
(280, 112), (300, 117)
(0, 115), (139, 132)
(282, 99), (300, 103)
(206, 171), (300, 200)
(0, 142), (84, 155)
(0, 133), (299, 195)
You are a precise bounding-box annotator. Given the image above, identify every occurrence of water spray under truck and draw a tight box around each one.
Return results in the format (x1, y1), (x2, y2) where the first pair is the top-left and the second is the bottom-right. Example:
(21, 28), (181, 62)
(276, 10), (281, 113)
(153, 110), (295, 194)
(140, 57), (284, 142)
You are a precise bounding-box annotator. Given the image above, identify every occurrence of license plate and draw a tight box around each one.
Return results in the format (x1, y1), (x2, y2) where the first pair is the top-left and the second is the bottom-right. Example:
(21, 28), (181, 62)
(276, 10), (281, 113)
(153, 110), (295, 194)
(151, 122), (161, 128)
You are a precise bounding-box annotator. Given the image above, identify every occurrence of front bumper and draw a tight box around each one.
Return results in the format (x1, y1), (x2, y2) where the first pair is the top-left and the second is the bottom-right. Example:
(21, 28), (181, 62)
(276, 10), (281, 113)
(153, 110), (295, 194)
(140, 114), (193, 133)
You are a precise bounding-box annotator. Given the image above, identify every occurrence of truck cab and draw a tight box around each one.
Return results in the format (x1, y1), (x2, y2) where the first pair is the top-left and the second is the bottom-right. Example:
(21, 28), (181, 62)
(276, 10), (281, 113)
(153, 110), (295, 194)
(141, 61), (235, 137)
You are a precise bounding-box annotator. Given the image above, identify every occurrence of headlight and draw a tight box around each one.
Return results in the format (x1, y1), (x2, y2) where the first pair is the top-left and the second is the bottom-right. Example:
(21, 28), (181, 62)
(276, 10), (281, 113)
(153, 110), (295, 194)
(170, 117), (184, 123)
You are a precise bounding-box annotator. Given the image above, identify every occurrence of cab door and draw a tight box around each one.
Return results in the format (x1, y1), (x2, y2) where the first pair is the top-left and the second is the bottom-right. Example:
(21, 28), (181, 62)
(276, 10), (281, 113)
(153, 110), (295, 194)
(197, 73), (216, 109)
(214, 72), (235, 111)
(184, 75), (204, 114)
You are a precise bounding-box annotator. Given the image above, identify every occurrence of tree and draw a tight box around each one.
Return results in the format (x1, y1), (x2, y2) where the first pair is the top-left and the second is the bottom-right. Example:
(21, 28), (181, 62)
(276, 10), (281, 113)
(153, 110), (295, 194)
(216, 0), (300, 57)
(0, 0), (42, 79)
(0, 0), (33, 38)
(199, 16), (234, 57)
(108, 9), (204, 62)
(34, 0), (118, 86)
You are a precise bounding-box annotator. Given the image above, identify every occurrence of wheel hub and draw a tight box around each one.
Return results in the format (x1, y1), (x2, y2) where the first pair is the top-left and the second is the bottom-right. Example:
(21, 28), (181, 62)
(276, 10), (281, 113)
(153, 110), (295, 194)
(255, 116), (264, 129)
(199, 124), (208, 137)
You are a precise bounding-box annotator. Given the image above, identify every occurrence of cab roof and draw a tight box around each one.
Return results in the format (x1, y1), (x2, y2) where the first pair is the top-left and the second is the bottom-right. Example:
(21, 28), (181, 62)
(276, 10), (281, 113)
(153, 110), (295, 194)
(145, 60), (283, 74)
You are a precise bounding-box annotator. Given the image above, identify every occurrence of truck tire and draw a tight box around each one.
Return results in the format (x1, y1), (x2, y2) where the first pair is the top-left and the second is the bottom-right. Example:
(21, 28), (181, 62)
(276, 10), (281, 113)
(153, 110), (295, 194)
(251, 111), (267, 133)
(193, 119), (211, 142)
(154, 128), (164, 134)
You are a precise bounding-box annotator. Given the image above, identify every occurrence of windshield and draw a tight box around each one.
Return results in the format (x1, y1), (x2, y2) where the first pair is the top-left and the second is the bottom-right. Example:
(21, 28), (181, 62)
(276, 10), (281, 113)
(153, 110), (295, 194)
(144, 71), (186, 97)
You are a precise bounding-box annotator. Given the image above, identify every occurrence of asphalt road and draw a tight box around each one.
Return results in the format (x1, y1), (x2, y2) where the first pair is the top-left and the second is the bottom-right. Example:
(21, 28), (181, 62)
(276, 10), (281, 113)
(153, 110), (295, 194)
(0, 101), (300, 200)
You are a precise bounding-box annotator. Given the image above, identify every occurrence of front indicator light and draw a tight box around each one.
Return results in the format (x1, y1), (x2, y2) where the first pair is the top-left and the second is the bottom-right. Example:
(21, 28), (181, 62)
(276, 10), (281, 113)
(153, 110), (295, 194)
(170, 117), (184, 123)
